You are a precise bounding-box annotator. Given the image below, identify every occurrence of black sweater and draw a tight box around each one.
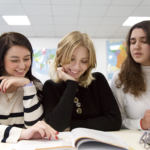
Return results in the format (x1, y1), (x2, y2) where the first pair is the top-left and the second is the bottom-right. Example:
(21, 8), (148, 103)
(43, 72), (121, 132)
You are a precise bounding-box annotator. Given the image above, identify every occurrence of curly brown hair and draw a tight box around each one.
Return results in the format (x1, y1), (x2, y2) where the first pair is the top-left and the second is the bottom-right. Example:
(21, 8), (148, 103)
(116, 21), (150, 97)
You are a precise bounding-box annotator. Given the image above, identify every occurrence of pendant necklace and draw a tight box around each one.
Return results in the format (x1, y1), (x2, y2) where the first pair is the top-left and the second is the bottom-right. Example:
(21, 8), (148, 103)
(4, 91), (17, 103)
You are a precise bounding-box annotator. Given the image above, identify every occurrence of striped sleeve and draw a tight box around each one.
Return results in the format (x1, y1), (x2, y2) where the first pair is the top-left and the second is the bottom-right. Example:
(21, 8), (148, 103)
(23, 85), (44, 128)
(0, 124), (22, 143)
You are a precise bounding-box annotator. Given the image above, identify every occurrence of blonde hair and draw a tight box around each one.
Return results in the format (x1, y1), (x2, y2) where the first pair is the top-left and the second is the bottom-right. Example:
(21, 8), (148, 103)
(50, 31), (97, 87)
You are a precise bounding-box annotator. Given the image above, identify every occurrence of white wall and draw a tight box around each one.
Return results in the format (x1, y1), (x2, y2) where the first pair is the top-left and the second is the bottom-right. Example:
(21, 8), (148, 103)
(92, 39), (107, 77)
(28, 38), (108, 83)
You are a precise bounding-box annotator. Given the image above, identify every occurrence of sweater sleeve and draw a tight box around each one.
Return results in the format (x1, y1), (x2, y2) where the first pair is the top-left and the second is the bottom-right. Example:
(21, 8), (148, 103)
(43, 80), (78, 131)
(0, 84), (44, 143)
(70, 73), (122, 131)
(23, 84), (44, 128)
(0, 124), (22, 143)
(110, 72), (142, 130)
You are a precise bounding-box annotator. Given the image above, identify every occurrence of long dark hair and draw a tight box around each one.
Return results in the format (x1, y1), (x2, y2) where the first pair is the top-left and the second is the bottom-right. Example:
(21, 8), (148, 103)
(116, 21), (150, 97)
(0, 32), (43, 101)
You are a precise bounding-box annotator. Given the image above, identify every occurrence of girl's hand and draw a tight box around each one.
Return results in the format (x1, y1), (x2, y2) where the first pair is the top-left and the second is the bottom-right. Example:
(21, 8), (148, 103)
(141, 110), (150, 129)
(57, 67), (76, 82)
(64, 127), (70, 131)
(0, 76), (30, 92)
(19, 121), (59, 140)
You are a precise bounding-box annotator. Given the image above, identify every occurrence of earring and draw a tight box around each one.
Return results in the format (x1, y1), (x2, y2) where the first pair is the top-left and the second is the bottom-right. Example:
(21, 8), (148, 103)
(58, 63), (62, 67)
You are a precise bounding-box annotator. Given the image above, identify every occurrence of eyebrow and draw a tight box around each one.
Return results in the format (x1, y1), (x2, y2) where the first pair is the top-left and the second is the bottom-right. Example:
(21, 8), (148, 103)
(130, 37), (146, 40)
(72, 55), (89, 59)
(10, 55), (31, 58)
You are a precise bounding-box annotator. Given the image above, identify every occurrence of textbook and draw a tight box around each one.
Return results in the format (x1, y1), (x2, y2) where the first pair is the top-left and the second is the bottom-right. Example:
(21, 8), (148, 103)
(14, 128), (129, 150)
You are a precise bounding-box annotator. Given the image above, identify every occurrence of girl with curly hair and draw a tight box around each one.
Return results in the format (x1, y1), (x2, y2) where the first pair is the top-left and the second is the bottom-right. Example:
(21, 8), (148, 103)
(111, 20), (150, 130)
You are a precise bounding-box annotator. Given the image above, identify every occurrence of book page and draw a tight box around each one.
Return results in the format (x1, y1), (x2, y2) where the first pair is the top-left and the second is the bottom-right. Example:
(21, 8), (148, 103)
(77, 140), (128, 150)
(15, 132), (74, 150)
(71, 128), (128, 150)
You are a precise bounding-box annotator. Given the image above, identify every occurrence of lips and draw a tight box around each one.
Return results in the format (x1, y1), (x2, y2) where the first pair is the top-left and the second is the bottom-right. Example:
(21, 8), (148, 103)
(134, 53), (142, 56)
(16, 70), (24, 72)
(71, 70), (78, 73)
(15, 70), (25, 75)
(69, 69), (80, 76)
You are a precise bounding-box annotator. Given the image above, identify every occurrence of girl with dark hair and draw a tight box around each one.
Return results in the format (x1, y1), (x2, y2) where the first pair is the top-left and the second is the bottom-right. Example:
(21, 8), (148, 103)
(0, 32), (58, 143)
(111, 21), (150, 130)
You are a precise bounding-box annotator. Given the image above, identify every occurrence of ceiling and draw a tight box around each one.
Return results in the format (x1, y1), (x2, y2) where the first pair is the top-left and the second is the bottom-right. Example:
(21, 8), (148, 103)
(0, 0), (150, 39)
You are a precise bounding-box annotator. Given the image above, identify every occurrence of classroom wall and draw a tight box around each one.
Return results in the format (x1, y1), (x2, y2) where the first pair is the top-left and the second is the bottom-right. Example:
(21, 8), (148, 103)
(28, 38), (120, 83)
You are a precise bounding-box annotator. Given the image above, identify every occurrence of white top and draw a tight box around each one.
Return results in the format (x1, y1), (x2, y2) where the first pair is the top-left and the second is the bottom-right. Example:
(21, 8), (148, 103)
(110, 66), (150, 130)
(0, 84), (43, 143)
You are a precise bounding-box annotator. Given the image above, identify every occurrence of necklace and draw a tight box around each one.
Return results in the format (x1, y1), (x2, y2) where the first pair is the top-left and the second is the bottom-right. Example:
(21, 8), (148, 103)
(4, 91), (17, 103)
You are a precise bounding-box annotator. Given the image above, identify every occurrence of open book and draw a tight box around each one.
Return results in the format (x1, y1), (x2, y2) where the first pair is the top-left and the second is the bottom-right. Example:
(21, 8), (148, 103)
(13, 128), (129, 150)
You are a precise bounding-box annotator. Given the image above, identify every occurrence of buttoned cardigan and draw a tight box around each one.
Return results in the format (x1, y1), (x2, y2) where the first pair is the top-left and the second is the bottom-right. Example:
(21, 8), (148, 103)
(43, 72), (121, 131)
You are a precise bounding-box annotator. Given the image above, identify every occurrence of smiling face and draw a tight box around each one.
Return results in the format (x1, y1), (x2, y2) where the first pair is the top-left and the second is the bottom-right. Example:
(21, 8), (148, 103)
(3, 45), (31, 77)
(130, 28), (150, 66)
(63, 46), (89, 81)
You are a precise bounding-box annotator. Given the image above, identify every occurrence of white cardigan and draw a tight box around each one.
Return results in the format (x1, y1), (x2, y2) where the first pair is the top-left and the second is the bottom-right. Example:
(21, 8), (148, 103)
(0, 84), (43, 143)
(110, 66), (150, 130)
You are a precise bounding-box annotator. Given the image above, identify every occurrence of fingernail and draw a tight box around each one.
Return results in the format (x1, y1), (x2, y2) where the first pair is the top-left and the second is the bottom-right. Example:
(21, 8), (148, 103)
(0, 88), (1, 92)
(55, 136), (58, 140)
(49, 137), (51, 140)
(56, 131), (59, 135)
(3, 90), (4, 93)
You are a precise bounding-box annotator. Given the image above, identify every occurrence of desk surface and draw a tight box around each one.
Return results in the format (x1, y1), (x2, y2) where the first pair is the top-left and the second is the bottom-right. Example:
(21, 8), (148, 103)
(0, 129), (145, 150)
(111, 129), (144, 150)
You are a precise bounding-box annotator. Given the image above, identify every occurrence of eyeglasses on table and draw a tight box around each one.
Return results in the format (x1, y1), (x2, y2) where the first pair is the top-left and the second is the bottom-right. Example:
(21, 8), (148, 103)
(139, 132), (150, 149)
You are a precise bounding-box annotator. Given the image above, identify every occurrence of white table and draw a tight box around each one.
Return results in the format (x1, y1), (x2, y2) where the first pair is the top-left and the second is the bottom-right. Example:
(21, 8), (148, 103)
(0, 129), (145, 150)
(0, 143), (11, 150)
(111, 129), (144, 150)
